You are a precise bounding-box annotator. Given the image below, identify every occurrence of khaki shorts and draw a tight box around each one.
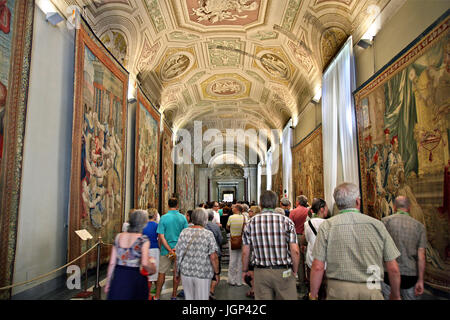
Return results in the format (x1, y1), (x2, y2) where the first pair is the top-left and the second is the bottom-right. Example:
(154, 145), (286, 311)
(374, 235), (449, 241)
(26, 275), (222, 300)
(159, 255), (175, 274)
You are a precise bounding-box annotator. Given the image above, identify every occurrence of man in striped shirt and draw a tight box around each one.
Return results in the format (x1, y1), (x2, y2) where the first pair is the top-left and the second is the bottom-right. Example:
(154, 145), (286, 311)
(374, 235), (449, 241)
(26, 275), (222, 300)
(242, 190), (300, 300)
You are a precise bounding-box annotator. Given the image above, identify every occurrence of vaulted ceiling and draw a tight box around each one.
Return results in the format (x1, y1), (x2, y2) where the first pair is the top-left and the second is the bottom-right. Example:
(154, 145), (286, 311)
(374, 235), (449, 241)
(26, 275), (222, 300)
(55, 0), (389, 144)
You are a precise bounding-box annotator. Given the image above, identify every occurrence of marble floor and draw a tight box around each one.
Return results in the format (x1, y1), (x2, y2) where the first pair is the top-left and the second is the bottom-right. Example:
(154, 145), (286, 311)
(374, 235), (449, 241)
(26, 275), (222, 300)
(36, 263), (449, 301)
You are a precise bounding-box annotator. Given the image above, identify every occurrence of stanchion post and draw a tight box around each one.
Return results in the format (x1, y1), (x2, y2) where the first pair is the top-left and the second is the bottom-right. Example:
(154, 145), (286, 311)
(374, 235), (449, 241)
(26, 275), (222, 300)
(73, 230), (93, 299)
(93, 237), (102, 300)
(84, 238), (89, 291)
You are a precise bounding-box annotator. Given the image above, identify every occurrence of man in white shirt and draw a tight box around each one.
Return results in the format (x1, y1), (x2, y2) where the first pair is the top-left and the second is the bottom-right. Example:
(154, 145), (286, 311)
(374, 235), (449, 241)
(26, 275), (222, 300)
(210, 201), (222, 227)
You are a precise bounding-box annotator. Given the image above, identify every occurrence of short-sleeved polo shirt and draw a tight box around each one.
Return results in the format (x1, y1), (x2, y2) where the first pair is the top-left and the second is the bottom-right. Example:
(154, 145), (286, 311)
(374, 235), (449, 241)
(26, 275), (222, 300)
(312, 209), (400, 283)
(382, 213), (427, 276)
(157, 210), (189, 256)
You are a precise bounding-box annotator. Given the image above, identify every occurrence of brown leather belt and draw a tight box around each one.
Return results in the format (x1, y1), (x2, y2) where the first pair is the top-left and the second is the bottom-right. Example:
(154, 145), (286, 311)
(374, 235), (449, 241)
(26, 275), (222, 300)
(256, 265), (291, 269)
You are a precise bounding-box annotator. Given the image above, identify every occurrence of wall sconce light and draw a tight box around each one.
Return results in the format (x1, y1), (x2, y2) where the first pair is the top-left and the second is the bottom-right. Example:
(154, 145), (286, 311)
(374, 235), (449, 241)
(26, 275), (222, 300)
(46, 12), (64, 25)
(312, 87), (322, 104)
(37, 0), (64, 26)
(357, 39), (373, 49)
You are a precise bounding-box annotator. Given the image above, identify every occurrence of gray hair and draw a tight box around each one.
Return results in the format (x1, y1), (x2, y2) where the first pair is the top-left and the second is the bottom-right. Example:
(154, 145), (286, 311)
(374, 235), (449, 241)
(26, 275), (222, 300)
(296, 195), (308, 207)
(128, 209), (149, 233)
(207, 209), (215, 221)
(242, 204), (249, 212)
(260, 190), (278, 209)
(281, 198), (291, 207)
(191, 208), (208, 226)
(274, 207), (285, 215)
(394, 196), (410, 210)
(333, 183), (360, 210)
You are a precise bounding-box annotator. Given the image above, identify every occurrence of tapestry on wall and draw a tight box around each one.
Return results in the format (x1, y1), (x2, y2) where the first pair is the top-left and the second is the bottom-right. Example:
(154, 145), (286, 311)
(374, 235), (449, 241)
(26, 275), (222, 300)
(0, 0), (34, 298)
(272, 148), (283, 200)
(161, 121), (174, 214)
(68, 18), (128, 266)
(176, 163), (195, 214)
(135, 88), (160, 211)
(292, 126), (324, 205)
(354, 12), (450, 290)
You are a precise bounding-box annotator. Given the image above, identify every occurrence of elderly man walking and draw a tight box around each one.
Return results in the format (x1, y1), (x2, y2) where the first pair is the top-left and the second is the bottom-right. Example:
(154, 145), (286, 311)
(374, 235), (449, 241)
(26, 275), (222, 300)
(309, 183), (401, 300)
(242, 190), (300, 300)
(381, 196), (427, 300)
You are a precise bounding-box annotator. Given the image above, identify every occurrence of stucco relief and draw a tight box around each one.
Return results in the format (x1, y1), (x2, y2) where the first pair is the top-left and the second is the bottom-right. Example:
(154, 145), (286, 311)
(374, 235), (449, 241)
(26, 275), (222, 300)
(214, 166), (244, 177)
(136, 39), (160, 72)
(161, 53), (191, 81)
(187, 0), (261, 26)
(210, 79), (243, 95)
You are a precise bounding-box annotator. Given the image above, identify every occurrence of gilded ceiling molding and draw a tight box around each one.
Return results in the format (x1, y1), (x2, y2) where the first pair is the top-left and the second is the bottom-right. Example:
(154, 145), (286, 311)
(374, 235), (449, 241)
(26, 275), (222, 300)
(55, 0), (396, 144)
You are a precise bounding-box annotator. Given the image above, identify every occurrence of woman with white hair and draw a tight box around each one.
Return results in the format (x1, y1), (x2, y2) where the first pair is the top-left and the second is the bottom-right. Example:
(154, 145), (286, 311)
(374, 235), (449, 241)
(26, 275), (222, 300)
(174, 208), (220, 300)
(105, 209), (156, 300)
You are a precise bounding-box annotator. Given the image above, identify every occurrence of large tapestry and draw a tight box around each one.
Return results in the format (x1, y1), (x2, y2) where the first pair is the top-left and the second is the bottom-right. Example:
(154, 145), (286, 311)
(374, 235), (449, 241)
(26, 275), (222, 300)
(0, 0), (34, 298)
(68, 19), (128, 266)
(354, 12), (450, 290)
(135, 88), (160, 211)
(176, 163), (195, 214)
(161, 121), (174, 214)
(292, 126), (324, 204)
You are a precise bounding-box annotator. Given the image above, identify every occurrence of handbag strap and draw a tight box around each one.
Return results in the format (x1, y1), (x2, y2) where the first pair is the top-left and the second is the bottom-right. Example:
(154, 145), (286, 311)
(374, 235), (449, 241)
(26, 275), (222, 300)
(308, 219), (317, 236)
(240, 216), (245, 234)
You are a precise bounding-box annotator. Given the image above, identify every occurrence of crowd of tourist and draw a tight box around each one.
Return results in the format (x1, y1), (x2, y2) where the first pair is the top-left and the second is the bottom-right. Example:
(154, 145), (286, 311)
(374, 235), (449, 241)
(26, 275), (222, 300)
(105, 182), (427, 301)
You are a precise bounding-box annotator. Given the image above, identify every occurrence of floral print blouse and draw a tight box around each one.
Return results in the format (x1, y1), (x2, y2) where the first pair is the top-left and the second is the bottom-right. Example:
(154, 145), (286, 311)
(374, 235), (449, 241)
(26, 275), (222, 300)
(114, 234), (149, 268)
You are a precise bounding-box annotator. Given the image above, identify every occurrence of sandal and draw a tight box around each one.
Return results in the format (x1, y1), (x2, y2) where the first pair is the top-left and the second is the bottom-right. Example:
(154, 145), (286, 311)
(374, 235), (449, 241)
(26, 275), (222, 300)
(246, 291), (254, 298)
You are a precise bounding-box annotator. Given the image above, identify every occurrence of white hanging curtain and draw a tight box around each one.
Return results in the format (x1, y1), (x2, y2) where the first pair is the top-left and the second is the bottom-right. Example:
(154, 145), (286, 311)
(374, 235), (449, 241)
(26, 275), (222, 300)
(266, 150), (272, 190)
(257, 162), (262, 203)
(322, 36), (359, 215)
(282, 120), (293, 204)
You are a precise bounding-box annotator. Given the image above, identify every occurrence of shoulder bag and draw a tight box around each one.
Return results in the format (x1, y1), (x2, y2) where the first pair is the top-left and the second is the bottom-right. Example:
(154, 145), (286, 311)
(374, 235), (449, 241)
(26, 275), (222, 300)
(230, 217), (245, 250)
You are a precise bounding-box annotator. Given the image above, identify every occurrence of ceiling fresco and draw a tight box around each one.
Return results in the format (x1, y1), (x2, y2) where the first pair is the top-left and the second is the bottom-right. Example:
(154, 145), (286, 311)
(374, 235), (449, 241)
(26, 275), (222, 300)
(54, 0), (391, 161)
(201, 73), (251, 100)
(186, 0), (263, 26)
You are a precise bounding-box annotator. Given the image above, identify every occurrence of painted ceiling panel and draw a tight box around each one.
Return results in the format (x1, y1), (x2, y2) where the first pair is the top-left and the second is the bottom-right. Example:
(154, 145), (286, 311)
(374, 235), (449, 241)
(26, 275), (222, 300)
(59, 0), (388, 141)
